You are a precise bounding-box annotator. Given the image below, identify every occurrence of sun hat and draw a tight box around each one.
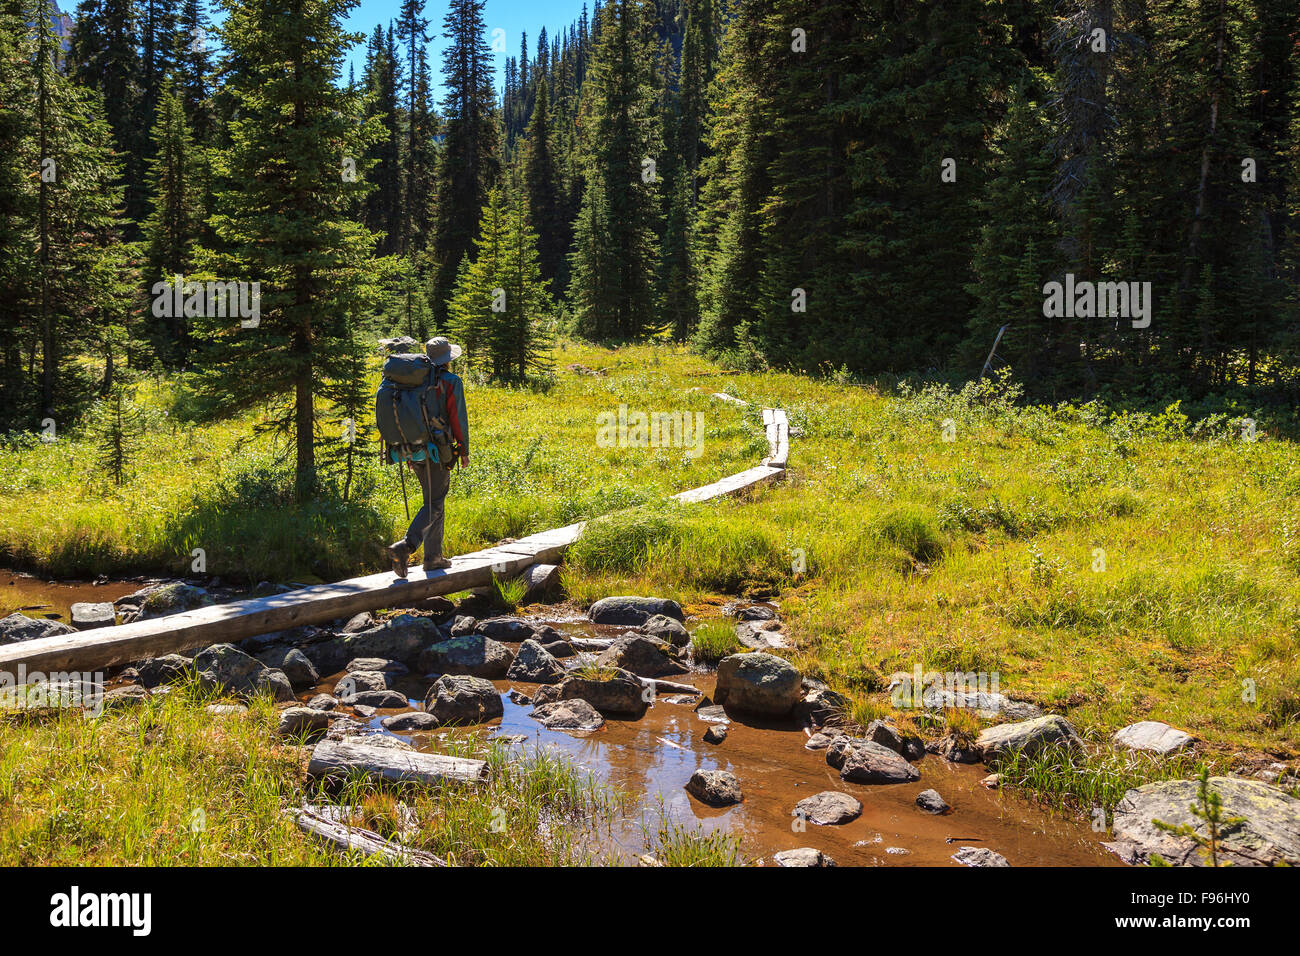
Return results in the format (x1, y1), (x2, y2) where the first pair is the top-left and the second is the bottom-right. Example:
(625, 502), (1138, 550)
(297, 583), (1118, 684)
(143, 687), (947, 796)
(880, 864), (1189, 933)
(425, 336), (463, 365)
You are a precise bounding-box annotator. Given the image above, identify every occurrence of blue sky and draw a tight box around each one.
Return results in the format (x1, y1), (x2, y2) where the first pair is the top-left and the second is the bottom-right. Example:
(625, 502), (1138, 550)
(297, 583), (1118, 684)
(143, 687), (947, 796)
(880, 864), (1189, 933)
(342, 0), (593, 99)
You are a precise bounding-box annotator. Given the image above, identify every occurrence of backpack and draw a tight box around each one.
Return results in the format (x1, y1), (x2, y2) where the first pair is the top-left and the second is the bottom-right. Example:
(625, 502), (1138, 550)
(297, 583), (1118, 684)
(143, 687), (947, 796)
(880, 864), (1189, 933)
(375, 354), (455, 464)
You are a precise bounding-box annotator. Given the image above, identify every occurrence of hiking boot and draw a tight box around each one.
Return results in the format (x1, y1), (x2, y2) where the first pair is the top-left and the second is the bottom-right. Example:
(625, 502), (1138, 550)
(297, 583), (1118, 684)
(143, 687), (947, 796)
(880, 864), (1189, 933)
(388, 540), (412, 578)
(422, 556), (452, 572)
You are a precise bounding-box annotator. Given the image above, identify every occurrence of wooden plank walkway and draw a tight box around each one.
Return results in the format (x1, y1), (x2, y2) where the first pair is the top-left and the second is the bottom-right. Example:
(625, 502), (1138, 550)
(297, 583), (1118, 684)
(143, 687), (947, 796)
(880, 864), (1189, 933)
(0, 408), (791, 680)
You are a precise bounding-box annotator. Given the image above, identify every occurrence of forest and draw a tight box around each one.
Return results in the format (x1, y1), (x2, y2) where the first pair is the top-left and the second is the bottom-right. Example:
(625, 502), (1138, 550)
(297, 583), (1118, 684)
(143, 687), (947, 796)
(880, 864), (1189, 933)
(3, 1), (1298, 482)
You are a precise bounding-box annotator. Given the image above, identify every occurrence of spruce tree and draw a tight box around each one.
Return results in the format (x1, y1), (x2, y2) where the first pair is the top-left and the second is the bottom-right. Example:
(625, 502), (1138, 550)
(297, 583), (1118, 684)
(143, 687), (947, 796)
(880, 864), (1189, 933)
(142, 75), (205, 367)
(432, 0), (500, 326)
(448, 185), (553, 382)
(569, 0), (662, 340)
(196, 0), (387, 497)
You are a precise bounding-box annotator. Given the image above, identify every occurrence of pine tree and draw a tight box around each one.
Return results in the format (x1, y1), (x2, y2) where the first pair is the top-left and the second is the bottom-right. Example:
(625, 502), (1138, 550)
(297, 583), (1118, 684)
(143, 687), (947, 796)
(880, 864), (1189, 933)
(432, 0), (500, 327)
(569, 0), (662, 340)
(142, 75), (205, 367)
(26, 0), (129, 422)
(524, 79), (570, 293)
(395, 0), (429, 257)
(196, 0), (388, 497)
(361, 24), (401, 255)
(448, 186), (553, 382)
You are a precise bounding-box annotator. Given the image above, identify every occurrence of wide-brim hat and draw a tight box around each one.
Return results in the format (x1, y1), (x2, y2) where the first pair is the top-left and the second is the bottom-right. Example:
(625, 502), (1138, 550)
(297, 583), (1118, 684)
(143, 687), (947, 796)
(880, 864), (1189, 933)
(425, 336), (463, 364)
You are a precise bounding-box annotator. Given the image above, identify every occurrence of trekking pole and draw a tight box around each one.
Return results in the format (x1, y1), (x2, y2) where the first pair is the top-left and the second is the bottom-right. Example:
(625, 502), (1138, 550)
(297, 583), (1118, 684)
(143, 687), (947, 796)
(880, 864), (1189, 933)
(397, 457), (410, 521)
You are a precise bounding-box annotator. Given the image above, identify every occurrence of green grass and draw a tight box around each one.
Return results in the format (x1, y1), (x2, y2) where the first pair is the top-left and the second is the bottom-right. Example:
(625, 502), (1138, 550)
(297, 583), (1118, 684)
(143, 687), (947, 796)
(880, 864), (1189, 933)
(0, 678), (638, 866)
(689, 620), (742, 664)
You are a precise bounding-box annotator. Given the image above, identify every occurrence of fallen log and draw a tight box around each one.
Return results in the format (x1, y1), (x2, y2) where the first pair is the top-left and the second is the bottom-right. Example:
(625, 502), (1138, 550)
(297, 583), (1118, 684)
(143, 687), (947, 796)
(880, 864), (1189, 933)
(306, 739), (489, 787)
(289, 805), (447, 866)
(639, 676), (701, 696)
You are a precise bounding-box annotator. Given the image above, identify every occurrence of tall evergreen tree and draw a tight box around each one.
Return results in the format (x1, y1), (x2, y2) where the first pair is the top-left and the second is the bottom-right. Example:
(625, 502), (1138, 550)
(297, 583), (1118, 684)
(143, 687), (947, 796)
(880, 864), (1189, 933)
(569, 0), (662, 340)
(197, 0), (387, 496)
(432, 0), (500, 326)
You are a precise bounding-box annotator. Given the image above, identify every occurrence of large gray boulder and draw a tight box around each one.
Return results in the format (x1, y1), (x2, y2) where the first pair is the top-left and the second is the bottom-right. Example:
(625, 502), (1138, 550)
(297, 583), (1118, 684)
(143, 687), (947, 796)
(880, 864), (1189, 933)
(424, 675), (503, 725)
(139, 582), (213, 619)
(1113, 721), (1195, 755)
(0, 612), (76, 644)
(506, 639), (567, 684)
(418, 634), (514, 678)
(588, 596), (684, 626)
(837, 740), (921, 784)
(714, 652), (802, 717)
(318, 614), (441, 671)
(542, 669), (648, 717)
(1106, 777), (1300, 866)
(976, 715), (1082, 762)
(597, 635), (688, 678)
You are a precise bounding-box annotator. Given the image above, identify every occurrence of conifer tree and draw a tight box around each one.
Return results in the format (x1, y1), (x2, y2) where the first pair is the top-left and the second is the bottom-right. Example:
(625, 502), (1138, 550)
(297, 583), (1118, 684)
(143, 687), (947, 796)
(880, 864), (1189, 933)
(448, 185), (553, 382)
(196, 0), (387, 497)
(569, 0), (662, 340)
(142, 75), (205, 367)
(432, 0), (500, 326)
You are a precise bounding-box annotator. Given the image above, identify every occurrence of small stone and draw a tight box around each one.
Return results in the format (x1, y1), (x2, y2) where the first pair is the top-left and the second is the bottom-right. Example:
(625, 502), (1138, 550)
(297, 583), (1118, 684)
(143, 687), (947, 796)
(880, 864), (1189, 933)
(101, 685), (149, 709)
(952, 846), (1010, 867)
(70, 602), (115, 630)
(1113, 720), (1195, 755)
(205, 703), (247, 716)
(703, 724), (728, 744)
(980, 773), (1002, 790)
(532, 698), (605, 734)
(307, 694), (338, 711)
(685, 769), (743, 807)
(915, 789), (950, 814)
(805, 730), (842, 751)
(333, 670), (390, 697)
(276, 706), (331, 737)
(381, 711), (440, 732)
(506, 639), (567, 684)
(773, 847), (835, 867)
(793, 791), (862, 826)
(346, 657), (408, 676)
(341, 689), (409, 709)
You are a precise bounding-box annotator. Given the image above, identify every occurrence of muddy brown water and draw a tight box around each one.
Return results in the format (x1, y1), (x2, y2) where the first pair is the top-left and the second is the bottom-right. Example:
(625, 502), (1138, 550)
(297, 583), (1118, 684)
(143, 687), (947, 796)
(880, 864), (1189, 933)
(1, 571), (140, 622)
(310, 617), (1120, 867)
(2, 573), (1117, 865)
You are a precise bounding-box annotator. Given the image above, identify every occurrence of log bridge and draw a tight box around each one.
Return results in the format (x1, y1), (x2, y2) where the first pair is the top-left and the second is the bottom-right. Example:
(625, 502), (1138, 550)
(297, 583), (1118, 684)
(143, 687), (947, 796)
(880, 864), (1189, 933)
(0, 407), (791, 679)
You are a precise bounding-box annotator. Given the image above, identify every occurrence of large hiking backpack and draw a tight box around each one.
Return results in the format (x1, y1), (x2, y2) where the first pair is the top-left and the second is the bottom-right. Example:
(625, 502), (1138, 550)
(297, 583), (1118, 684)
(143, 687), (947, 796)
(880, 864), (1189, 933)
(375, 354), (454, 464)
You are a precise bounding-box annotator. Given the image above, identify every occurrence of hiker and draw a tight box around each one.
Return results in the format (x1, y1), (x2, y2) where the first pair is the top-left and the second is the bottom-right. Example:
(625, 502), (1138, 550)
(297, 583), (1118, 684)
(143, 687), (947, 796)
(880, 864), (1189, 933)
(385, 336), (469, 578)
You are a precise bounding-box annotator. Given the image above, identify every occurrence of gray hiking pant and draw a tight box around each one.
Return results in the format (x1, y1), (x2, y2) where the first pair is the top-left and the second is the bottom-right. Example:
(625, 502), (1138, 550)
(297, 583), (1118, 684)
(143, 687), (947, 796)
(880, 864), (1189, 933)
(404, 459), (451, 560)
